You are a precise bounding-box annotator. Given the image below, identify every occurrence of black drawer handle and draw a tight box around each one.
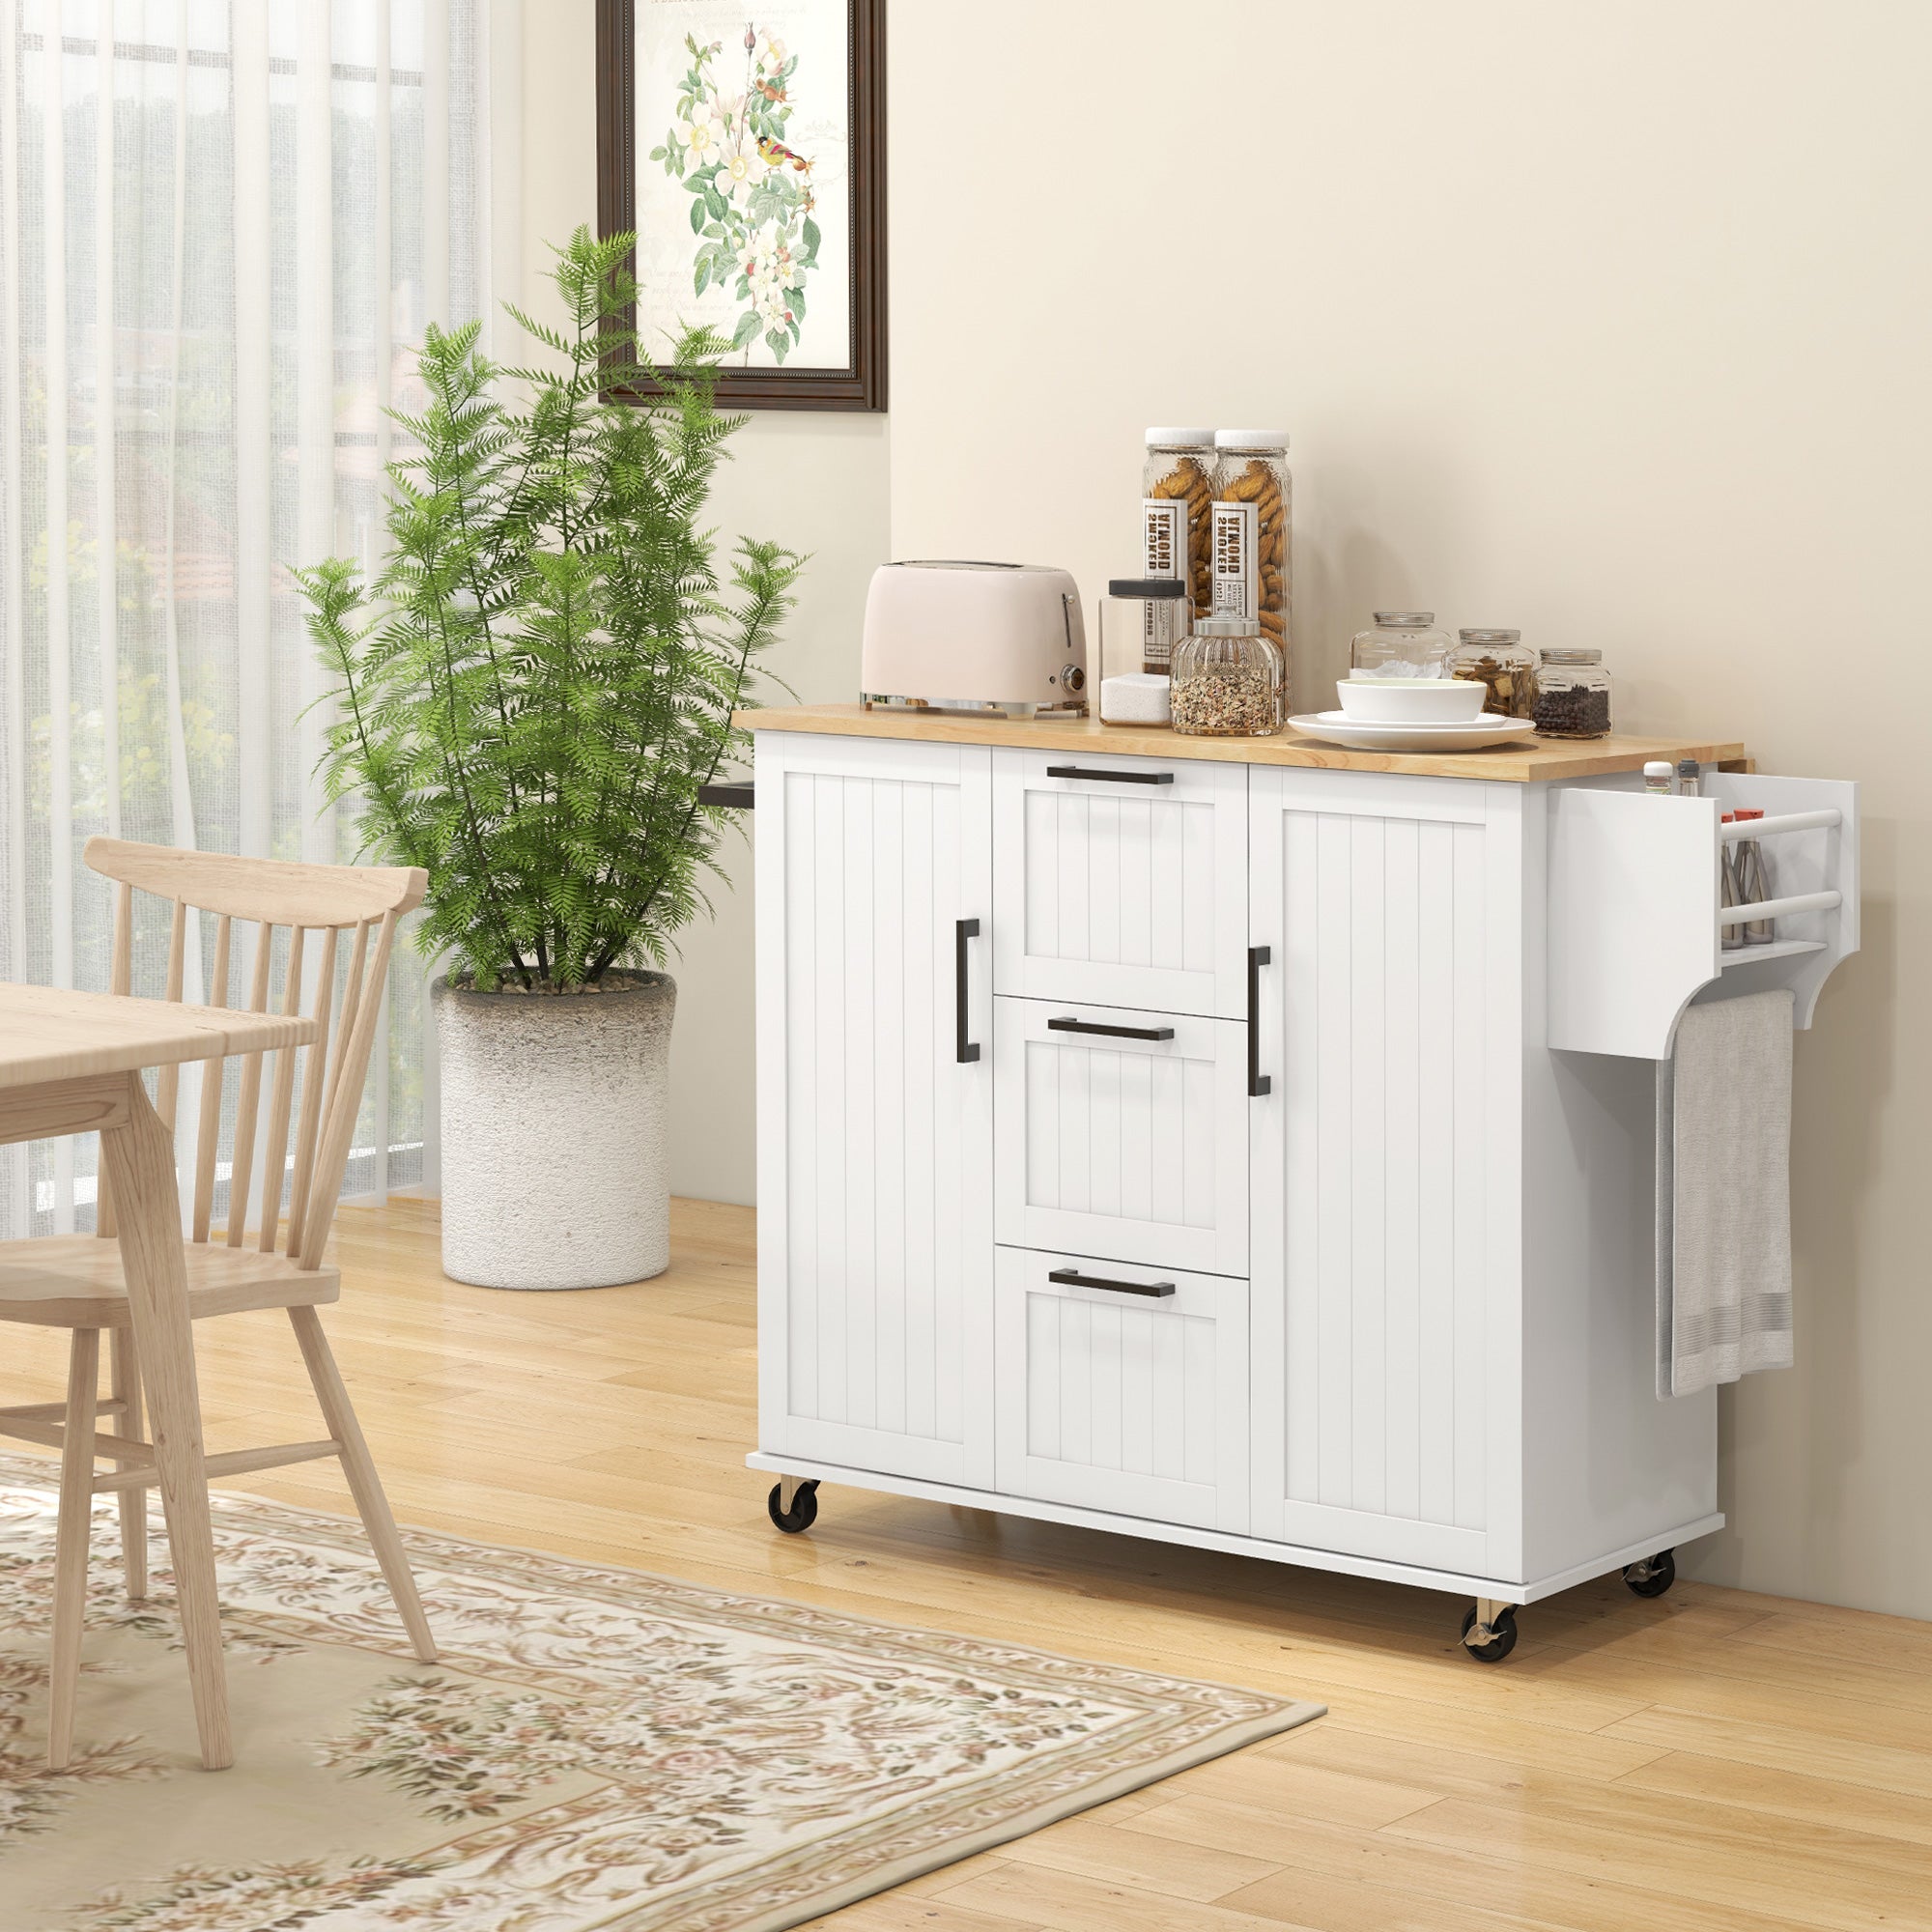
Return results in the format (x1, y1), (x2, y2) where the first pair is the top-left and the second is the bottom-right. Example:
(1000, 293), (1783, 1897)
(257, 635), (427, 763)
(1046, 1017), (1175, 1042)
(1048, 1267), (1177, 1299)
(955, 919), (980, 1063)
(1247, 945), (1271, 1097)
(1043, 765), (1175, 785)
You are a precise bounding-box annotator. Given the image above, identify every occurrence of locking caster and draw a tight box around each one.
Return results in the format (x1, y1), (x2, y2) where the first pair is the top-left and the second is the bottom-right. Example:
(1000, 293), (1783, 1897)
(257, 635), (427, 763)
(1460, 1599), (1520, 1663)
(1622, 1548), (1677, 1598)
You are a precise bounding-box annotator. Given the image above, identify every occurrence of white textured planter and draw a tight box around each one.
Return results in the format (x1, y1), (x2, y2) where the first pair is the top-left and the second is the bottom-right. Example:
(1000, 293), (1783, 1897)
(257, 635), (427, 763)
(434, 972), (676, 1290)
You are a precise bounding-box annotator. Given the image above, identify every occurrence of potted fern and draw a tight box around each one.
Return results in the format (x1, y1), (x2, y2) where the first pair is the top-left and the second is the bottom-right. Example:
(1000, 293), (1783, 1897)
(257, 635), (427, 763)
(300, 228), (799, 1290)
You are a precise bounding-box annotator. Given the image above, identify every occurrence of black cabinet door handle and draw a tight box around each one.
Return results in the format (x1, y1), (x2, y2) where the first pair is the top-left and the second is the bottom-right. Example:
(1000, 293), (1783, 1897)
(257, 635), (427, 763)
(955, 919), (980, 1063)
(1043, 765), (1175, 785)
(1247, 945), (1272, 1096)
(1046, 1016), (1175, 1042)
(1047, 1267), (1177, 1299)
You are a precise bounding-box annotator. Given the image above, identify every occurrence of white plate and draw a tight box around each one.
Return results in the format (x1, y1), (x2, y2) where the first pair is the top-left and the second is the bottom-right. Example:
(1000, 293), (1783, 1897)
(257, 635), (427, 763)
(1287, 712), (1539, 753)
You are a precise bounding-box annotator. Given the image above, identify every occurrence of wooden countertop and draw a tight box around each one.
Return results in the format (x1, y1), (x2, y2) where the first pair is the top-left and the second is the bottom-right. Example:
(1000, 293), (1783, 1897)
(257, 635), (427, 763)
(739, 704), (1747, 784)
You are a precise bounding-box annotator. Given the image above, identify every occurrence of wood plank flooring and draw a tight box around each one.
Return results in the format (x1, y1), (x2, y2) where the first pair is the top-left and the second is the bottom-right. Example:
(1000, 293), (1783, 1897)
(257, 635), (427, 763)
(5, 1196), (1930, 1930)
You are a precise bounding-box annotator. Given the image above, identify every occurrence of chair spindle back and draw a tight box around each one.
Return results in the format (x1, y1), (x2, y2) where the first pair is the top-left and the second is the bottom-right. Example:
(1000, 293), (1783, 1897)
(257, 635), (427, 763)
(83, 838), (429, 1271)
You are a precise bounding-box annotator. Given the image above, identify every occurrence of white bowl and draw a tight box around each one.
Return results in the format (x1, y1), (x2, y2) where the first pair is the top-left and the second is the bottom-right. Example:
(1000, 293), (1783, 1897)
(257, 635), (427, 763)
(1336, 676), (1485, 724)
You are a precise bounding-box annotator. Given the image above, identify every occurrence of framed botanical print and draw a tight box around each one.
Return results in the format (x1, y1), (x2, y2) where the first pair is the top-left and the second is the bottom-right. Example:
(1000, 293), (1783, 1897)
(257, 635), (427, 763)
(597, 0), (887, 410)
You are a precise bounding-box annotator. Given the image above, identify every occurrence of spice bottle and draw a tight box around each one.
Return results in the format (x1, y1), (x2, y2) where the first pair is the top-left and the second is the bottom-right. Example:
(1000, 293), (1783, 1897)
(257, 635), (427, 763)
(1732, 809), (1776, 944)
(1643, 760), (1674, 795)
(1143, 430), (1215, 622)
(1531, 648), (1612, 738)
(1351, 611), (1452, 679)
(1676, 759), (1701, 797)
(1449, 628), (1537, 718)
(1170, 614), (1283, 737)
(1720, 814), (1746, 950)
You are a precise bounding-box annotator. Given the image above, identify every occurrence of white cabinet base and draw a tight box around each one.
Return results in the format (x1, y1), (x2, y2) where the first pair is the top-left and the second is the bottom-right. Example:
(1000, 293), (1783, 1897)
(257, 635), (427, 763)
(744, 1449), (1722, 1608)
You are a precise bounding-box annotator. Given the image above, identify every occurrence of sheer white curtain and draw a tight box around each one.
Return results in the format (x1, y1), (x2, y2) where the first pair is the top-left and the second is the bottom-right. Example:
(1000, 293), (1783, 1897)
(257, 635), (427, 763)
(0, 0), (514, 1237)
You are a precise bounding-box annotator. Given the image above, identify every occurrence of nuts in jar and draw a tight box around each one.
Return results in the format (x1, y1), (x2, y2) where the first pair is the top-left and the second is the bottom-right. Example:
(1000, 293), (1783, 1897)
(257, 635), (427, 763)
(1449, 627), (1537, 719)
(1142, 429), (1215, 622)
(1209, 432), (1290, 667)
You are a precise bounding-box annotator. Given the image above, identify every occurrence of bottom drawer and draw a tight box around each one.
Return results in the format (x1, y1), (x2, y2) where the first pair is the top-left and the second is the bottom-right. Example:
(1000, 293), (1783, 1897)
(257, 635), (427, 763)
(995, 1248), (1249, 1534)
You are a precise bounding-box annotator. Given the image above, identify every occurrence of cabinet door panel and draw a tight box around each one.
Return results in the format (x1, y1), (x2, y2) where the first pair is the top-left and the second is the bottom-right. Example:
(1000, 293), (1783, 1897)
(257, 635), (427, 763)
(755, 735), (994, 1487)
(1249, 768), (1521, 1574)
(993, 749), (1248, 1016)
(995, 998), (1248, 1276)
(995, 1248), (1249, 1532)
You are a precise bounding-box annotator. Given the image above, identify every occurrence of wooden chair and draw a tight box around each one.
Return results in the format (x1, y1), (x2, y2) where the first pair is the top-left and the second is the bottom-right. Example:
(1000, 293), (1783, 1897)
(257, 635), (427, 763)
(0, 838), (437, 1769)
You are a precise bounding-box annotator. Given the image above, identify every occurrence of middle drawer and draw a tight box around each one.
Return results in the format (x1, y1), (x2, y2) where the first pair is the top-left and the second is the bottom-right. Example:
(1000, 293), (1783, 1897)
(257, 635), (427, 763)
(994, 997), (1249, 1276)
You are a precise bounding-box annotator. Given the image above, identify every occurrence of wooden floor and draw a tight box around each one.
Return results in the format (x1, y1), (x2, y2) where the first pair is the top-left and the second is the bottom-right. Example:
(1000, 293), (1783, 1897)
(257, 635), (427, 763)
(6, 1197), (1932, 1931)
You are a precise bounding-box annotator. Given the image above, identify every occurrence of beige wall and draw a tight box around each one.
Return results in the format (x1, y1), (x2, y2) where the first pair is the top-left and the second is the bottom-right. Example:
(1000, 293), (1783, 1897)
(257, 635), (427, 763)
(887, 2), (1932, 1616)
(520, 4), (890, 1206)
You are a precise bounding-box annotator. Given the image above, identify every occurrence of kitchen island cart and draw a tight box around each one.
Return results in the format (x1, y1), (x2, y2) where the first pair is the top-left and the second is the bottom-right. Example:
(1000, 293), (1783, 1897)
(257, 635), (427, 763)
(744, 707), (1858, 1658)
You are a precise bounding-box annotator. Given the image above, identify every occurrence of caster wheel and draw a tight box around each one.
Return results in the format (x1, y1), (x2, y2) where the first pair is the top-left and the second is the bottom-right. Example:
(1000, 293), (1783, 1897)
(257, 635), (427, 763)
(1623, 1548), (1676, 1598)
(1460, 1605), (1519, 1663)
(766, 1481), (819, 1534)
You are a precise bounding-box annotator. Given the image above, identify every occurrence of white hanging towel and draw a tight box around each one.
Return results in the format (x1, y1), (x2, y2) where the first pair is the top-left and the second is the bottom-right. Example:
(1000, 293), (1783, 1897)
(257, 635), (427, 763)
(1656, 988), (1795, 1398)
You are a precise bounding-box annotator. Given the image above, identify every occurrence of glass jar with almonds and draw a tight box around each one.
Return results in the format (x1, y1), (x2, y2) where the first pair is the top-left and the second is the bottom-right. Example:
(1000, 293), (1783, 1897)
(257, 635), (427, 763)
(1209, 430), (1290, 694)
(1449, 627), (1537, 718)
(1141, 429), (1215, 635)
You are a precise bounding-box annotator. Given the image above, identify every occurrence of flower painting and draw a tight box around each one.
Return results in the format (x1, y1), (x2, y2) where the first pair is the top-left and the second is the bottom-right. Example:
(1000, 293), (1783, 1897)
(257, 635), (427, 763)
(614, 0), (885, 408)
(650, 26), (821, 363)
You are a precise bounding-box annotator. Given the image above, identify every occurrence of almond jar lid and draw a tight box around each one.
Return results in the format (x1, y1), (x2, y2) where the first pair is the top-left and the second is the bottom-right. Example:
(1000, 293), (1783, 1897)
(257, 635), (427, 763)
(1215, 429), (1289, 451)
(1145, 427), (1214, 445)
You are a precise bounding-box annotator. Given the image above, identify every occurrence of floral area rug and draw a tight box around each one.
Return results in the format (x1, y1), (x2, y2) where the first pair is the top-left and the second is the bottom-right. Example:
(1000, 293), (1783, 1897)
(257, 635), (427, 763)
(0, 1453), (1321, 1931)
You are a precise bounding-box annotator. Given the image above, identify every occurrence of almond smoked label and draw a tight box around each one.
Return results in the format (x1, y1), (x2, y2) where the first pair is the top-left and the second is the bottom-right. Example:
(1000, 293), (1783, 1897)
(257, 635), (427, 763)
(1210, 499), (1259, 619)
(1141, 497), (1186, 666)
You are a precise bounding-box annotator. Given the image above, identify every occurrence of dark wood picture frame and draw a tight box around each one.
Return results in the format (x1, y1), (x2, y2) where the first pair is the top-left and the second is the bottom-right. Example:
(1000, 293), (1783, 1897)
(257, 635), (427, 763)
(596, 0), (887, 412)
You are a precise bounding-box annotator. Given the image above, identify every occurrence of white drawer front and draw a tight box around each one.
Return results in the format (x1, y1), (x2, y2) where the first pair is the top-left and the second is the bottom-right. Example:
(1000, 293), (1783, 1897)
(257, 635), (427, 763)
(993, 749), (1248, 1017)
(994, 997), (1249, 1275)
(996, 1249), (1249, 1533)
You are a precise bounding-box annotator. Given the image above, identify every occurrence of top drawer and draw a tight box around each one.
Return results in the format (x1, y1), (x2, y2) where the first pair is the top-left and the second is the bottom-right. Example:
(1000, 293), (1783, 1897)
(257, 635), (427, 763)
(992, 749), (1248, 1018)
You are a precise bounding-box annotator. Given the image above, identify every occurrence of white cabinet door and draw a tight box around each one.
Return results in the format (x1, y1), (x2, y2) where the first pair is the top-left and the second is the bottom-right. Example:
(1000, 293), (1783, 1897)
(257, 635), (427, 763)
(992, 748), (1248, 1017)
(1248, 768), (1523, 1575)
(995, 1248), (1249, 1533)
(994, 997), (1249, 1276)
(754, 733), (995, 1487)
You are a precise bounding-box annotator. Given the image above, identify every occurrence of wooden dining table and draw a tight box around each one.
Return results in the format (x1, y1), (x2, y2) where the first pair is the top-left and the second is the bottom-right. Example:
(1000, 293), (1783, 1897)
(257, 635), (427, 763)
(0, 982), (317, 1771)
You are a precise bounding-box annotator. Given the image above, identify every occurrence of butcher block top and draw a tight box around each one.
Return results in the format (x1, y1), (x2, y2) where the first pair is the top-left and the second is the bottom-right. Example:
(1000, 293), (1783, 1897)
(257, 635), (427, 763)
(739, 704), (1747, 785)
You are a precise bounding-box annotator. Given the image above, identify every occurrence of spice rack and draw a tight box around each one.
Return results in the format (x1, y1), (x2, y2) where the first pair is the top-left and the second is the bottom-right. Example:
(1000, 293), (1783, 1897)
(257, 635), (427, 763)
(1547, 769), (1859, 1059)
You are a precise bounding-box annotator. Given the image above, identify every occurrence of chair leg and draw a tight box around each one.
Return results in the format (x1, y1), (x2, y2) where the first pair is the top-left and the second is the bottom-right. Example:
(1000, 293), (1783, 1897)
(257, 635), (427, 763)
(107, 1327), (148, 1600)
(286, 1305), (437, 1662)
(49, 1328), (101, 1771)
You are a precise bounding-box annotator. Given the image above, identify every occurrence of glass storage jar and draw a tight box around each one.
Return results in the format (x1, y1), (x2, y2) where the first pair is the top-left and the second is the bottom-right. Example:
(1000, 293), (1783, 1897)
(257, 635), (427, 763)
(1170, 614), (1283, 737)
(1350, 611), (1452, 679)
(1142, 429), (1215, 621)
(1532, 647), (1613, 737)
(1449, 627), (1537, 718)
(1097, 578), (1187, 724)
(1209, 431), (1290, 676)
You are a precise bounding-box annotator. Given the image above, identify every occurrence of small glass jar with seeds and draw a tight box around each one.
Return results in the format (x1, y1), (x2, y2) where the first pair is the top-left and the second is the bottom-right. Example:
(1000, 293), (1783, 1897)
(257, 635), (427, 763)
(1169, 614), (1283, 737)
(1532, 648), (1613, 738)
